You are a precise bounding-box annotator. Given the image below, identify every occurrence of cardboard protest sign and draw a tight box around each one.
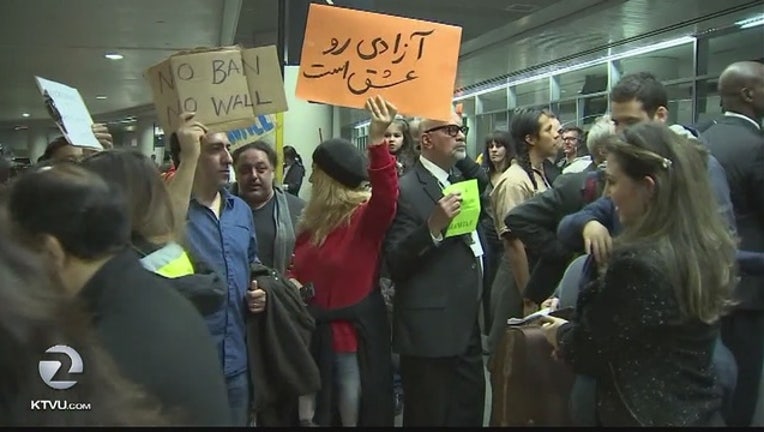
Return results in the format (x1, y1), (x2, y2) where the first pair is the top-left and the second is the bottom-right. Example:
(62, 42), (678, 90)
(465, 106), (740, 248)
(442, 179), (480, 238)
(34, 76), (101, 149)
(296, 4), (462, 121)
(145, 45), (287, 134)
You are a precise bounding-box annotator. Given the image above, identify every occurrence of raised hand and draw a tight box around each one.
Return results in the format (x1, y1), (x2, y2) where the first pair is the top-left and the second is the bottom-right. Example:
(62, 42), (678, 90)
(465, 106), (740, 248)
(92, 123), (114, 149)
(176, 112), (208, 161)
(366, 95), (398, 146)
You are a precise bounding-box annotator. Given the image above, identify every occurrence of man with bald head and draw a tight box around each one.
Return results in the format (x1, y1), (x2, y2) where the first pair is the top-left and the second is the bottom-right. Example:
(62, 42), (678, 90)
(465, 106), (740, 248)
(702, 60), (764, 427)
(169, 113), (266, 425)
(385, 109), (490, 426)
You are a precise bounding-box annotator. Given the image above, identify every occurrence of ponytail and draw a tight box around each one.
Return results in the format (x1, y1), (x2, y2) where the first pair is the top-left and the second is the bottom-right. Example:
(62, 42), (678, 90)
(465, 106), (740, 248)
(509, 108), (545, 190)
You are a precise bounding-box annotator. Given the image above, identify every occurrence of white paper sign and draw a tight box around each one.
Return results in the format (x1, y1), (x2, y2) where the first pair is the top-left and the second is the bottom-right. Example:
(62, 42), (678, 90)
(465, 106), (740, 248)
(34, 76), (101, 149)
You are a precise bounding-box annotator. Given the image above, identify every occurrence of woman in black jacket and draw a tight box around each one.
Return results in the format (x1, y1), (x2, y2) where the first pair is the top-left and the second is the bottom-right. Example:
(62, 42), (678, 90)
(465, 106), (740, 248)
(282, 146), (306, 197)
(541, 122), (736, 426)
(81, 150), (225, 316)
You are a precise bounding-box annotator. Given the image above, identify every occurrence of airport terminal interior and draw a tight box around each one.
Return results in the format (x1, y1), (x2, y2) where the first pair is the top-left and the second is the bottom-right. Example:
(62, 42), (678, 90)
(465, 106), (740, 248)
(0, 0), (763, 427)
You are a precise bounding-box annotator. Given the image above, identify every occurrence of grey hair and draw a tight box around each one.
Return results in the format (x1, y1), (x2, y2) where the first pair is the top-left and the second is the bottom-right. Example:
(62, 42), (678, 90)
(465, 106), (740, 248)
(587, 115), (616, 155)
(408, 118), (423, 142)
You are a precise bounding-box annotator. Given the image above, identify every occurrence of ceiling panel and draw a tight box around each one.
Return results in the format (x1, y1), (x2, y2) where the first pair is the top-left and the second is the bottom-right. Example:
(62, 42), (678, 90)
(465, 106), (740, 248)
(456, 0), (764, 91)
(0, 0), (229, 125)
(331, 0), (564, 41)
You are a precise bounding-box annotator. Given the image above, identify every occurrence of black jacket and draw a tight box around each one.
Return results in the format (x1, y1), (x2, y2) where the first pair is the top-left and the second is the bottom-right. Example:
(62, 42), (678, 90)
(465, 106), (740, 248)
(80, 249), (231, 426)
(246, 264), (321, 422)
(283, 163), (306, 196)
(557, 246), (723, 426)
(702, 115), (764, 310)
(505, 167), (598, 303)
(309, 289), (394, 426)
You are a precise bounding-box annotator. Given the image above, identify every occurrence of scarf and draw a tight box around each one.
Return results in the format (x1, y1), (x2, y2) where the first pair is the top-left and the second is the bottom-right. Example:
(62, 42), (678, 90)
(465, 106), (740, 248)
(272, 187), (296, 275)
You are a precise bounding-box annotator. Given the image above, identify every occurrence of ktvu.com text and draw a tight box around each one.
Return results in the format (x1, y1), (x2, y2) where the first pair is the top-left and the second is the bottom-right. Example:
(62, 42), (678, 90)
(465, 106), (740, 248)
(30, 400), (92, 411)
(32, 345), (91, 412)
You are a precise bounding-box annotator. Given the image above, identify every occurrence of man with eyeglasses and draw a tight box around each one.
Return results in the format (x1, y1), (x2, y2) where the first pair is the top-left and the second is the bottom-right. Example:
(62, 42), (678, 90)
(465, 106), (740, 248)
(556, 126), (590, 173)
(385, 110), (490, 427)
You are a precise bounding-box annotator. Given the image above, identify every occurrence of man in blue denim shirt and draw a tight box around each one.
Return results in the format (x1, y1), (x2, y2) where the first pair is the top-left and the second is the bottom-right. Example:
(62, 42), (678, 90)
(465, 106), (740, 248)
(170, 114), (267, 426)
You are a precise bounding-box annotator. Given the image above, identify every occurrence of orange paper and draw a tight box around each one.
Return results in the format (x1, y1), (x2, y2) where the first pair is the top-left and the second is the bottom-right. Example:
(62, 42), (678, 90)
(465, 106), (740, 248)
(296, 4), (462, 122)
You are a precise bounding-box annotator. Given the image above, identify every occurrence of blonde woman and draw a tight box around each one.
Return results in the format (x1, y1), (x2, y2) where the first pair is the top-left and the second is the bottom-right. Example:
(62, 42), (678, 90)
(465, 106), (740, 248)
(541, 121), (736, 426)
(290, 96), (399, 427)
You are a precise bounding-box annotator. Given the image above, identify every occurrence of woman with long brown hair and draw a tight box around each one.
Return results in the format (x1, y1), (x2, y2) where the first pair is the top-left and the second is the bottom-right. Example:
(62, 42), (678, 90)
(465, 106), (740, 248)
(541, 121), (736, 426)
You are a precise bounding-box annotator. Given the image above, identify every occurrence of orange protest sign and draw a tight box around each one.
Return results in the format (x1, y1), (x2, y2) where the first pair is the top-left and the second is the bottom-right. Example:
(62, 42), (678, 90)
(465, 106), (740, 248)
(296, 4), (462, 122)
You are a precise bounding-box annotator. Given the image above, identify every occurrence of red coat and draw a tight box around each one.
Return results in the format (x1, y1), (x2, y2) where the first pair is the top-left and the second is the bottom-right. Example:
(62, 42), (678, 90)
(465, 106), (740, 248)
(290, 144), (398, 352)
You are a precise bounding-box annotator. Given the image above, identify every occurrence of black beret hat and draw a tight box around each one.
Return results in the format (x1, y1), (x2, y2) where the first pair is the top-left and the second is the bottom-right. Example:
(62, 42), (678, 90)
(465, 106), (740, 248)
(312, 138), (368, 189)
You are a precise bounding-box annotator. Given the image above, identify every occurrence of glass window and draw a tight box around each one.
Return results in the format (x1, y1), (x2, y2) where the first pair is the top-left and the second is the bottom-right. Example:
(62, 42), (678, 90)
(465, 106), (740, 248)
(558, 63), (608, 97)
(475, 114), (493, 147)
(515, 79), (550, 107)
(616, 42), (694, 81)
(552, 99), (577, 127)
(665, 81), (694, 126)
(695, 78), (723, 125)
(581, 95), (608, 125)
(707, 26), (764, 77)
(479, 90), (507, 114)
(492, 111), (509, 131)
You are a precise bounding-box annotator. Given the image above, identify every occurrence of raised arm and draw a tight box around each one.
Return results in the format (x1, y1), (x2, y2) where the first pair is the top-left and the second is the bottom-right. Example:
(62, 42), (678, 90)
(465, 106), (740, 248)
(165, 113), (205, 240)
(360, 96), (399, 238)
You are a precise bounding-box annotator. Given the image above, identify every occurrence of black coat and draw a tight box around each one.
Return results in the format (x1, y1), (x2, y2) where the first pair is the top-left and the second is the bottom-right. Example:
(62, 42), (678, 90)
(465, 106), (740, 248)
(247, 264), (321, 422)
(309, 289), (394, 427)
(702, 115), (764, 310)
(80, 250), (231, 426)
(283, 163), (306, 197)
(505, 166), (597, 303)
(557, 246), (723, 426)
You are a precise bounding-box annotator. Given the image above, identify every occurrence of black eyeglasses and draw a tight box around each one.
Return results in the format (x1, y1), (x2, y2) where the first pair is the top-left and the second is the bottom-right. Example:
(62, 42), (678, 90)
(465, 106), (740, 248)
(424, 124), (469, 138)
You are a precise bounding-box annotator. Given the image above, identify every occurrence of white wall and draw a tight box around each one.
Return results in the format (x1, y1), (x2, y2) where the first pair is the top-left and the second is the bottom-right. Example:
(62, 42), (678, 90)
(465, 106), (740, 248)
(282, 65), (334, 201)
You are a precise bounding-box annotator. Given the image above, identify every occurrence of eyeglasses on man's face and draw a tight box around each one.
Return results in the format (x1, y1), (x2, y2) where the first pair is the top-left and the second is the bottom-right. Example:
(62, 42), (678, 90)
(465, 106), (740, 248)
(424, 124), (469, 138)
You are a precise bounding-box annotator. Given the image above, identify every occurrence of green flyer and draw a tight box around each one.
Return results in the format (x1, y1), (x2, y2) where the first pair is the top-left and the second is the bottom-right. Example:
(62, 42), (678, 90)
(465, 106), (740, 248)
(442, 179), (481, 238)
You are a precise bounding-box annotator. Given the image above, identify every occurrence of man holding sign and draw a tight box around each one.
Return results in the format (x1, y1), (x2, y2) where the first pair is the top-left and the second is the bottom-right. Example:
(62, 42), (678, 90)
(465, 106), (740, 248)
(384, 110), (489, 427)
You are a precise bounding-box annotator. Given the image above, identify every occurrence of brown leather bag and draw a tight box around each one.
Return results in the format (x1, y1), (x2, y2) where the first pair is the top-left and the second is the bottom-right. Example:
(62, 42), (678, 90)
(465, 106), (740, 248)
(488, 324), (576, 426)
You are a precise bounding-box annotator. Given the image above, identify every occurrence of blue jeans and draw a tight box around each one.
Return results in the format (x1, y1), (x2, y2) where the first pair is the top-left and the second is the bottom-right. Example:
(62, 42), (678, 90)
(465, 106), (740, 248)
(226, 372), (251, 426)
(334, 352), (362, 426)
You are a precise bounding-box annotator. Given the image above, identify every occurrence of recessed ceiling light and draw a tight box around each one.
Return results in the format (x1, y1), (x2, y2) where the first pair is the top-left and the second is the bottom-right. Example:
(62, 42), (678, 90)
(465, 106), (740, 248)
(21, 113), (30, 118)
(96, 95), (108, 100)
(105, 53), (124, 60)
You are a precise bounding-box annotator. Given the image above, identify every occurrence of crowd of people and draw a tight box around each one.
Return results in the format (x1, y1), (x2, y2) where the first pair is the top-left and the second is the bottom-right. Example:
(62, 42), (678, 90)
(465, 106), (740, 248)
(0, 59), (762, 427)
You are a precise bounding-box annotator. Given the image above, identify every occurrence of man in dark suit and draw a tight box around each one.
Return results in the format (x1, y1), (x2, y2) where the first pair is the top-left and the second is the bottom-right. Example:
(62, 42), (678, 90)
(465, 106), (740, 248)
(384, 110), (489, 427)
(702, 60), (764, 427)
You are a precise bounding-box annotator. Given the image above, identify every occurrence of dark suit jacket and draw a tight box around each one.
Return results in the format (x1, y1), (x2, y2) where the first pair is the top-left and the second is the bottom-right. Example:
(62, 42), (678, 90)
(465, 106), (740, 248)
(384, 157), (489, 358)
(702, 115), (764, 310)
(282, 163), (305, 196)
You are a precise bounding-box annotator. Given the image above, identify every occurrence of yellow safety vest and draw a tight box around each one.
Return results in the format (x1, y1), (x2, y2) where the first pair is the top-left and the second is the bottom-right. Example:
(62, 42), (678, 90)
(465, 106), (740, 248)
(138, 242), (195, 279)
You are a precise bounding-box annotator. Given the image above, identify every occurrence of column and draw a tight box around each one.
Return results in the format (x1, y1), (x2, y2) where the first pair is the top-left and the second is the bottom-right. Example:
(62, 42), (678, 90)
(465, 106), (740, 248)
(27, 123), (49, 164)
(136, 117), (155, 157)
